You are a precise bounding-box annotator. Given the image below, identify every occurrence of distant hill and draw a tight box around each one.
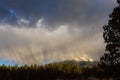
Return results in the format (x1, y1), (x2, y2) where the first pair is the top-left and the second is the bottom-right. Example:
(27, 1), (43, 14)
(49, 60), (98, 67)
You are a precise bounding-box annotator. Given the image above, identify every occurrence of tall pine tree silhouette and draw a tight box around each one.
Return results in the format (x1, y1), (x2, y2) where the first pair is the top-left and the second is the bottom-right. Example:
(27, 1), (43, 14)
(100, 0), (120, 66)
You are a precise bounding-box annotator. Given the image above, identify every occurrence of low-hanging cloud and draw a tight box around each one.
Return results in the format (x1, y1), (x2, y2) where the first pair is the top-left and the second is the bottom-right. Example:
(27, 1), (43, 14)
(0, 23), (104, 64)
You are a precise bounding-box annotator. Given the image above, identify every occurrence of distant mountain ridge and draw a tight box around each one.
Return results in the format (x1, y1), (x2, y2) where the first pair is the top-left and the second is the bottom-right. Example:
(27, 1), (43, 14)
(49, 60), (98, 67)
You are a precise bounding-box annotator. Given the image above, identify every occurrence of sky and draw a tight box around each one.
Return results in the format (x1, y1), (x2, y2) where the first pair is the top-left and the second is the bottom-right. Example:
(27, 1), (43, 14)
(0, 0), (118, 65)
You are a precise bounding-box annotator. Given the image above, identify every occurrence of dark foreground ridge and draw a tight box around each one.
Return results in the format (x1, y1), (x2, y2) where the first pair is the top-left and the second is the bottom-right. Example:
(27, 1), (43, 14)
(0, 61), (120, 80)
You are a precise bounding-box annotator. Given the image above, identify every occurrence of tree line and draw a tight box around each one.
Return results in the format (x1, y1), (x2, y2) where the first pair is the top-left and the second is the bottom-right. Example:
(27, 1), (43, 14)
(0, 62), (89, 80)
(0, 61), (120, 80)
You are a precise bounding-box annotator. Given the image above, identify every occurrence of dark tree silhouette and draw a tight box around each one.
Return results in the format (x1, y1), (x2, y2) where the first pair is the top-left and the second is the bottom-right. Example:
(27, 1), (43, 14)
(99, 0), (120, 78)
(100, 0), (120, 66)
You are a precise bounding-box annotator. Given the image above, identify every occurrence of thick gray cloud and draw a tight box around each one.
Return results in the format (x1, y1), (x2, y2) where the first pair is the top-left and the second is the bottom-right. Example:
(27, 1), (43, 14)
(0, 24), (105, 64)
(0, 0), (118, 64)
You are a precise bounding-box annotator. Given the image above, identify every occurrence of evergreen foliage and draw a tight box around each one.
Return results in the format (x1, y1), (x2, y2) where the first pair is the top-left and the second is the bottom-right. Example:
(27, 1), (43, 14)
(100, 0), (120, 66)
(0, 61), (120, 79)
(99, 0), (120, 78)
(0, 61), (102, 80)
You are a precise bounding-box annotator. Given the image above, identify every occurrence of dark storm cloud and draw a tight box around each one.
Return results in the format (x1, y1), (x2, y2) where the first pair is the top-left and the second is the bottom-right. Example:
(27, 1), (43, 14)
(0, 0), (117, 28)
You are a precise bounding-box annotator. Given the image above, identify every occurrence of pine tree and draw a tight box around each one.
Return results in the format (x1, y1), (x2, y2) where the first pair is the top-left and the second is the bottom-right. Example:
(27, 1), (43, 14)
(100, 0), (120, 66)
